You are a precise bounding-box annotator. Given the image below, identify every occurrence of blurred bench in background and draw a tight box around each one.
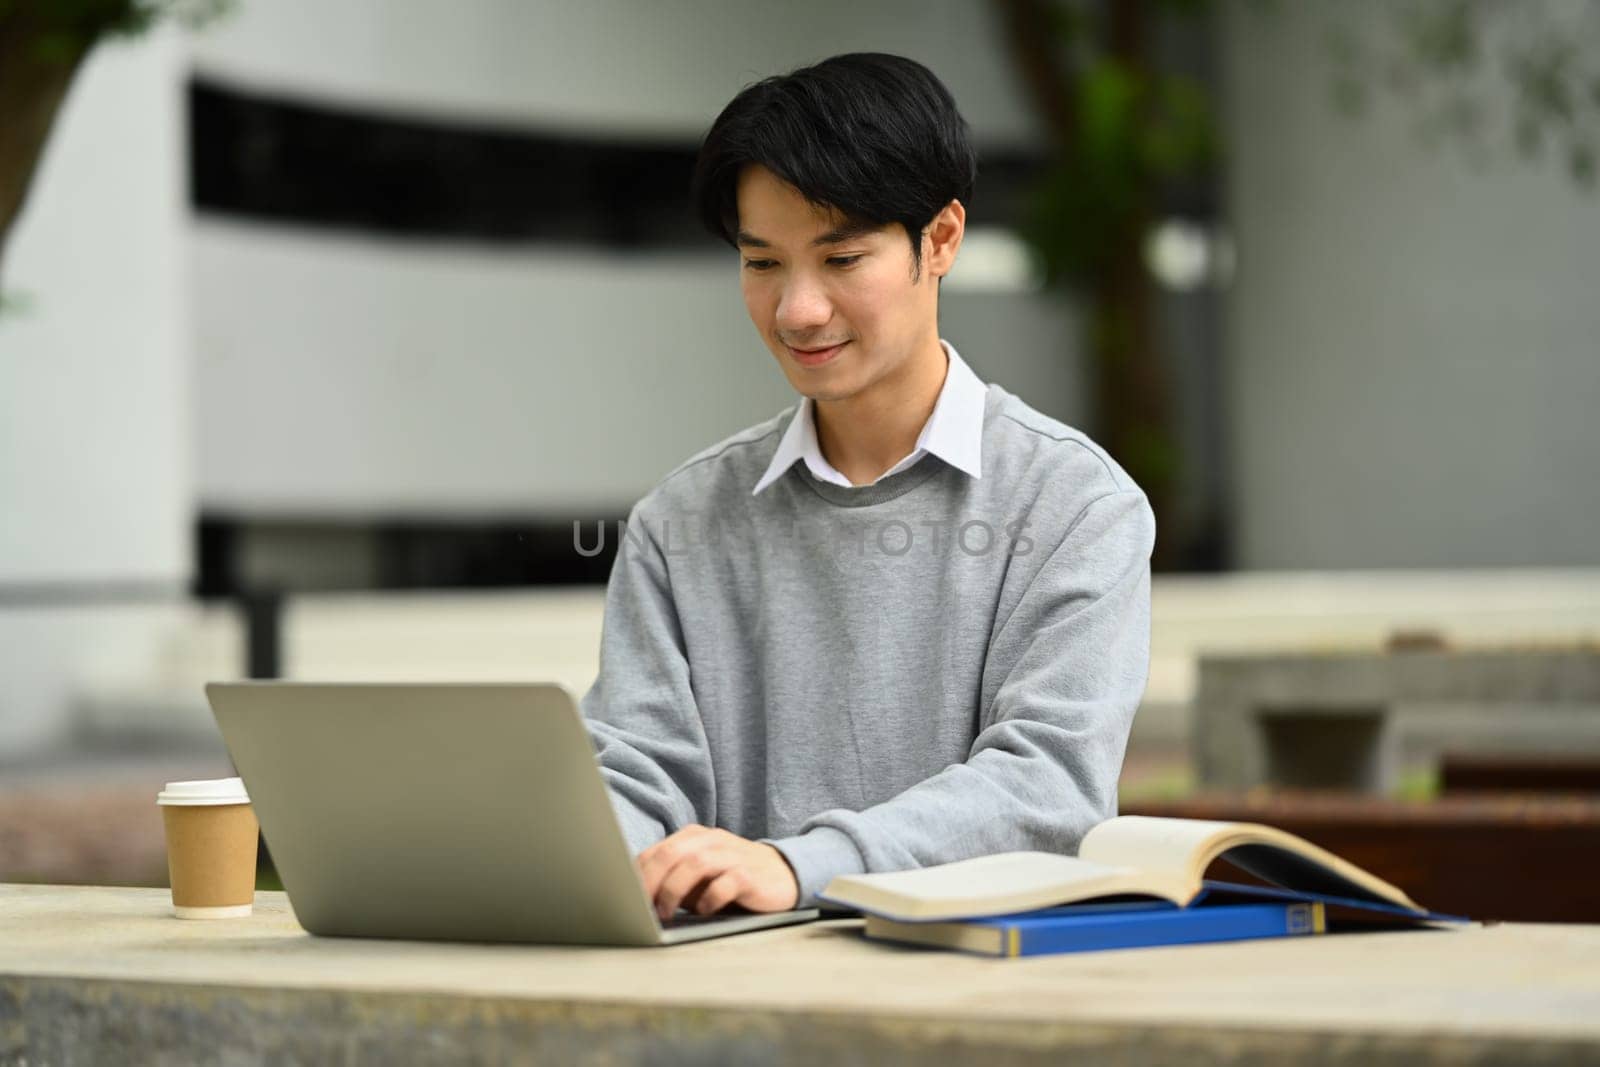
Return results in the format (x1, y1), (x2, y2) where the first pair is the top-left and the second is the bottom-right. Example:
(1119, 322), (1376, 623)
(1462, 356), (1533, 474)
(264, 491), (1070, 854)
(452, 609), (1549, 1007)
(48, 570), (1600, 760)
(1439, 752), (1600, 795)
(1194, 646), (1600, 794)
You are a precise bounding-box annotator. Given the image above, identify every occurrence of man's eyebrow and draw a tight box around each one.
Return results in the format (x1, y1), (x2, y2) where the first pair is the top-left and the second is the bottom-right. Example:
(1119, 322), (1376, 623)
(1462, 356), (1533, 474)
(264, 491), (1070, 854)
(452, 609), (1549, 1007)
(735, 231), (770, 248)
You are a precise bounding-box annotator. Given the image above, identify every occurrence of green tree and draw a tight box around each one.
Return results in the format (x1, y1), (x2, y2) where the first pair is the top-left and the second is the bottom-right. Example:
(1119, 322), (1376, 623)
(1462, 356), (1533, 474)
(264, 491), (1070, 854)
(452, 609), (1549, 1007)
(0, 0), (226, 287)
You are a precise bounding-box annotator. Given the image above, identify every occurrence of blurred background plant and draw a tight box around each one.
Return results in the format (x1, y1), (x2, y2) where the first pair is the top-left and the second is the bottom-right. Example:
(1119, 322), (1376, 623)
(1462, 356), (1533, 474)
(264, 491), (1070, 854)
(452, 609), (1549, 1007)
(0, 0), (228, 289)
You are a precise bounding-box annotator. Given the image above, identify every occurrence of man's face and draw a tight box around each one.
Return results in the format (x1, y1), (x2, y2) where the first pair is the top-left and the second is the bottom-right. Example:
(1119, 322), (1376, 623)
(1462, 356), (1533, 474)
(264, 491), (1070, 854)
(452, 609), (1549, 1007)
(734, 165), (938, 404)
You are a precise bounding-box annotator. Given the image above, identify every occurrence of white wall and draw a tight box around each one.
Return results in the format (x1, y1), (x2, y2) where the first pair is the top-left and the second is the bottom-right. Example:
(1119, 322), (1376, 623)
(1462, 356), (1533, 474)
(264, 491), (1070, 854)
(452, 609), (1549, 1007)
(1, 29), (189, 584)
(1220, 2), (1600, 569)
(0, 29), (194, 755)
(186, 0), (1082, 515)
(191, 222), (1081, 515)
(187, 0), (1043, 142)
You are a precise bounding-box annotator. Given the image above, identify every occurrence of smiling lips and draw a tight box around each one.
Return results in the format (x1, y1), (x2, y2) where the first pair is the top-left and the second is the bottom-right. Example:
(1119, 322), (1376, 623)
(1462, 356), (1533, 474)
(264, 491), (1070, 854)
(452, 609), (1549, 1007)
(786, 340), (850, 367)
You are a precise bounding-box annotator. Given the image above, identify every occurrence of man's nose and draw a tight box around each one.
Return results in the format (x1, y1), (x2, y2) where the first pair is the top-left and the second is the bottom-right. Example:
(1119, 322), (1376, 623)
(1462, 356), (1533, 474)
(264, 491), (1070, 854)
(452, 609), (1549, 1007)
(775, 274), (831, 332)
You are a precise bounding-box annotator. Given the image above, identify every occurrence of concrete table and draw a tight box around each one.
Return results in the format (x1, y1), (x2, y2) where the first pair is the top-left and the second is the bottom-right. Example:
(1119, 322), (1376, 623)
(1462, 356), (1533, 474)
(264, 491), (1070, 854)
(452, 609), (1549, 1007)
(2, 885), (1598, 1066)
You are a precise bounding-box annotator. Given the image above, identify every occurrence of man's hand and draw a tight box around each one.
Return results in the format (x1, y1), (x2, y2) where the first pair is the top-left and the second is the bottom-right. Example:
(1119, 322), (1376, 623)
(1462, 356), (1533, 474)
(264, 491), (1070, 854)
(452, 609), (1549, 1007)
(636, 825), (800, 919)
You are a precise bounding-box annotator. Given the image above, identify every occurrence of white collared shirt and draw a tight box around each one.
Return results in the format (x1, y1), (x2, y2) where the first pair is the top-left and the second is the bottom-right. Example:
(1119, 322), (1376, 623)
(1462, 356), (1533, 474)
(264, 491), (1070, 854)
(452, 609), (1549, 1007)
(751, 340), (987, 495)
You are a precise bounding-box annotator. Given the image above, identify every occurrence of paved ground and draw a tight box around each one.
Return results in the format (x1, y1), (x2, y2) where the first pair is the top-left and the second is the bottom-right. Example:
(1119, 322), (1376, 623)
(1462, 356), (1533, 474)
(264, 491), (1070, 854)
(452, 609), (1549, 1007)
(0, 751), (235, 886)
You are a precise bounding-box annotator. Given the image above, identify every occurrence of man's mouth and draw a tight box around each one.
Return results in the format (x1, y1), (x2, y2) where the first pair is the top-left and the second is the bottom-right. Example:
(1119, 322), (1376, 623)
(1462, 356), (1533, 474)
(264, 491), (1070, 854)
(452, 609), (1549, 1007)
(785, 340), (850, 367)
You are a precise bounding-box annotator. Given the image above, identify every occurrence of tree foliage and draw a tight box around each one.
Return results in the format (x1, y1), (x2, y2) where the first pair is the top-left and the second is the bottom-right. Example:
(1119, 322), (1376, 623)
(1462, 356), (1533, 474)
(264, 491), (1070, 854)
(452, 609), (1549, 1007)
(0, 0), (229, 292)
(1322, 0), (1600, 190)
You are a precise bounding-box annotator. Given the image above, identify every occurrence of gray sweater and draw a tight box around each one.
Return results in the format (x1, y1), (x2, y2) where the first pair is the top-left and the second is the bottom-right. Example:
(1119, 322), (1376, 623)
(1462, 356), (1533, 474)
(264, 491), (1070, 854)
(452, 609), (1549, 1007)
(580, 383), (1155, 906)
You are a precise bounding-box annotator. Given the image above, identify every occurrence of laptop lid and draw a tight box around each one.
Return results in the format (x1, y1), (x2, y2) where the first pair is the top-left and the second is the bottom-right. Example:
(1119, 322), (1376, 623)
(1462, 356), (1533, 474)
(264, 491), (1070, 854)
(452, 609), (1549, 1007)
(205, 681), (814, 946)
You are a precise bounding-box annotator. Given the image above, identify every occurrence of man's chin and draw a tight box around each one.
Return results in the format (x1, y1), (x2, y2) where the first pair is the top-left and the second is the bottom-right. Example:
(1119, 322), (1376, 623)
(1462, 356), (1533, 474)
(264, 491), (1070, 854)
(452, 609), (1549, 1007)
(777, 351), (864, 401)
(790, 373), (862, 404)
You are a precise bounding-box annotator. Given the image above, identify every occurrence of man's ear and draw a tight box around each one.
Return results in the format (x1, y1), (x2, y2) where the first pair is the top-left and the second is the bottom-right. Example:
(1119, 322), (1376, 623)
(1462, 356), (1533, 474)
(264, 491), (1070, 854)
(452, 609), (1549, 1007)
(923, 199), (967, 281)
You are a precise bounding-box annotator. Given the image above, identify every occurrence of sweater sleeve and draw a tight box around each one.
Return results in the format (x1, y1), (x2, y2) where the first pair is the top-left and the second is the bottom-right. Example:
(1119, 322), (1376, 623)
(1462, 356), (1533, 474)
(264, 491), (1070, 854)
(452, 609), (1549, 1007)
(765, 489), (1156, 906)
(579, 507), (717, 855)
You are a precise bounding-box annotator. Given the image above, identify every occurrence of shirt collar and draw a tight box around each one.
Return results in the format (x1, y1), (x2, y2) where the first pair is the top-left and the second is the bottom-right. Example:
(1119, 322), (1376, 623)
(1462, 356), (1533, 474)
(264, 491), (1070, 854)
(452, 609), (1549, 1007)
(752, 339), (987, 495)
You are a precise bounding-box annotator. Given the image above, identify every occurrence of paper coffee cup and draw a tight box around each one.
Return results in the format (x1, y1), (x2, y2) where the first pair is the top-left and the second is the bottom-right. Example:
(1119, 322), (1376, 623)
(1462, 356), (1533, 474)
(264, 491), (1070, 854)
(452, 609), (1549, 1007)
(157, 777), (258, 919)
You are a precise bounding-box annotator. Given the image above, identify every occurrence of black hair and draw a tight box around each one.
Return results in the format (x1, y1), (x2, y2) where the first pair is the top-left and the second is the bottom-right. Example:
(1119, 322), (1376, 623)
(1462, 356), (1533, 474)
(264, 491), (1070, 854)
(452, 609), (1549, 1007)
(691, 52), (977, 277)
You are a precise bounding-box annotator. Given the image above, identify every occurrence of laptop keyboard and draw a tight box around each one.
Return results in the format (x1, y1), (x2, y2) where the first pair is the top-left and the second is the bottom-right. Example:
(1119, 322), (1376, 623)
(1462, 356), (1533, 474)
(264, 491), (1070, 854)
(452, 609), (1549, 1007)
(662, 912), (742, 928)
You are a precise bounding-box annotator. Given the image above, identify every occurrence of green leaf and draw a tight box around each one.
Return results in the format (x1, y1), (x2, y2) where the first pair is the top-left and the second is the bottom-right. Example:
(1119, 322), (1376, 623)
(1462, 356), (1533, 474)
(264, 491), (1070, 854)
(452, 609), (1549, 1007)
(1515, 113), (1544, 159)
(1140, 75), (1216, 177)
(0, 288), (37, 319)
(1331, 76), (1370, 118)
(1570, 142), (1597, 190)
(30, 31), (83, 64)
(1080, 59), (1142, 170)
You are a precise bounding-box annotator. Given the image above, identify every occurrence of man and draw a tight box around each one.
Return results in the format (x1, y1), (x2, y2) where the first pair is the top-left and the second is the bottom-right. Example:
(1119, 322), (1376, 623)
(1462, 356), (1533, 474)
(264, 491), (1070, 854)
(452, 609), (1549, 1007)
(581, 53), (1155, 920)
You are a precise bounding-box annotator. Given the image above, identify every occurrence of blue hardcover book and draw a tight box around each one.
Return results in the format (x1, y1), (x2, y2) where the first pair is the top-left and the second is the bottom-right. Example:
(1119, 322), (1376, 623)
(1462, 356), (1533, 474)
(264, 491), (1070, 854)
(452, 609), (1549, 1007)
(863, 899), (1325, 958)
(1190, 881), (1469, 926)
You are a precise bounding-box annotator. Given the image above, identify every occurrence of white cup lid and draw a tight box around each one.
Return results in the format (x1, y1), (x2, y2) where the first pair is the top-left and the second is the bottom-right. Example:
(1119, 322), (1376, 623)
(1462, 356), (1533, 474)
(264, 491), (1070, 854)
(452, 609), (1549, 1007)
(158, 776), (249, 806)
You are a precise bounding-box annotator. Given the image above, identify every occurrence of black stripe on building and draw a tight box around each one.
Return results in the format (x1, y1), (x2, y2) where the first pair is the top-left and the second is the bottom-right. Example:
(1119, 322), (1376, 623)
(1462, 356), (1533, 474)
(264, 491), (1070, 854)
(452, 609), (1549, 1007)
(189, 76), (1045, 247)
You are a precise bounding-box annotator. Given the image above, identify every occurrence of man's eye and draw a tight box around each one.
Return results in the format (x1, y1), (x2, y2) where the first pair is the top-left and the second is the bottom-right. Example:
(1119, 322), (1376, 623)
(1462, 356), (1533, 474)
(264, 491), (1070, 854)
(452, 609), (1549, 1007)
(742, 259), (776, 271)
(827, 255), (863, 268)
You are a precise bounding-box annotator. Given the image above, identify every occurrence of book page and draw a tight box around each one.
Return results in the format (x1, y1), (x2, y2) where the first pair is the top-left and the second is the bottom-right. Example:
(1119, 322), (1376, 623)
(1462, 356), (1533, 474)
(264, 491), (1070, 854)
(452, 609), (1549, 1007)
(821, 851), (1193, 920)
(1080, 816), (1239, 881)
(836, 852), (1122, 904)
(1081, 817), (1420, 912)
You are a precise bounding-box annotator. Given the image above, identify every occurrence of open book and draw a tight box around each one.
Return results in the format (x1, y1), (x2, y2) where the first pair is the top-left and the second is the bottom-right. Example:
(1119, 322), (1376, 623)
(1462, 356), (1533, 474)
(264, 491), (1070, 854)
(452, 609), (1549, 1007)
(819, 816), (1428, 922)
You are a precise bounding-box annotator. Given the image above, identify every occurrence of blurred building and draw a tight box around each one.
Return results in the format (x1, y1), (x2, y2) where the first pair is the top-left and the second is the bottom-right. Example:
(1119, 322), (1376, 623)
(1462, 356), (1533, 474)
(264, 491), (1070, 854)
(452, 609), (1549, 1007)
(1, 0), (1597, 766)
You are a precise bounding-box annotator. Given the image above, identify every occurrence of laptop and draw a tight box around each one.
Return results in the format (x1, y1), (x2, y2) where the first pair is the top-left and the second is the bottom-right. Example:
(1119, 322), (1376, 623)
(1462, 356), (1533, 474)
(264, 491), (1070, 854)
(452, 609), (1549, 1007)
(204, 681), (820, 945)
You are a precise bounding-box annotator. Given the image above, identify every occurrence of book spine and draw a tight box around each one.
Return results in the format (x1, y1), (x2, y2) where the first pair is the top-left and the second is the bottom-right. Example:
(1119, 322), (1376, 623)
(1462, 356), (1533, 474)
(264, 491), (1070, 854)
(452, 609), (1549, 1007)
(1009, 902), (1324, 958)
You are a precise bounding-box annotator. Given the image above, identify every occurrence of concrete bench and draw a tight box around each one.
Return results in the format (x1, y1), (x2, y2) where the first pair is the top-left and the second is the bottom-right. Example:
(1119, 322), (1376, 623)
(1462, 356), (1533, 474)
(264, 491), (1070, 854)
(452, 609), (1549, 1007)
(1194, 646), (1600, 794)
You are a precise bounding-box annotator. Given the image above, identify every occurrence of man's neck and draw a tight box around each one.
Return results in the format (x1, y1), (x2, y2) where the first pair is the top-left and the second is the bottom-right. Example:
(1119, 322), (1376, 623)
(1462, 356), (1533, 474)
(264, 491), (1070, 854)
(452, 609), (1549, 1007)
(813, 335), (949, 486)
